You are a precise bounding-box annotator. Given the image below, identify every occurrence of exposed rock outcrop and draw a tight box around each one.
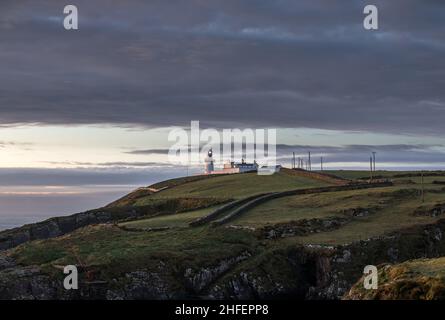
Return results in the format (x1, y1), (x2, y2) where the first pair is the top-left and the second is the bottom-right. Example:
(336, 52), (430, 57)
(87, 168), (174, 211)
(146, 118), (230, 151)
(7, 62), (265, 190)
(184, 251), (252, 293)
(3, 218), (445, 300)
(261, 217), (349, 239)
(414, 203), (445, 217)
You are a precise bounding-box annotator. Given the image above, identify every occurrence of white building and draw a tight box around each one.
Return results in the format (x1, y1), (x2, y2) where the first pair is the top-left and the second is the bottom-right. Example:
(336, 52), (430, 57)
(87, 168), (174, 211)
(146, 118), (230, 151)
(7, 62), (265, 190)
(258, 165), (282, 175)
(204, 150), (259, 175)
(223, 159), (259, 173)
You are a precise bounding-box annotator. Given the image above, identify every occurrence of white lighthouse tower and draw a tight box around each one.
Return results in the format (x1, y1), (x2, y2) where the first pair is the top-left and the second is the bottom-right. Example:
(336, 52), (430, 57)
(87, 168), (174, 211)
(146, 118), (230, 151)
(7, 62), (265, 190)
(204, 149), (214, 174)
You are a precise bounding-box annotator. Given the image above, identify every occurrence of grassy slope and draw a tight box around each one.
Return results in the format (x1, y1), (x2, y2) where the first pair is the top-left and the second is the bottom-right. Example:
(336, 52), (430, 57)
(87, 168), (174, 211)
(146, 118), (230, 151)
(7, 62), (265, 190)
(295, 188), (445, 245)
(345, 257), (445, 300)
(116, 170), (332, 228)
(233, 186), (394, 227)
(323, 170), (404, 180)
(135, 171), (330, 204)
(120, 206), (217, 229)
(325, 170), (445, 180)
(3, 170), (330, 283)
(107, 174), (226, 207)
(5, 170), (445, 296)
(122, 176), (445, 245)
(242, 181), (445, 245)
(8, 224), (261, 282)
(12, 177), (443, 237)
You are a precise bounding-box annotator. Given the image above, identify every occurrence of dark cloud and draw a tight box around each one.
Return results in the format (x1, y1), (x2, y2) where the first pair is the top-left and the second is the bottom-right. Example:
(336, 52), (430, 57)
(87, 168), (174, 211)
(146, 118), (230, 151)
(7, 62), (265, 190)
(275, 143), (443, 154)
(0, 0), (444, 134)
(128, 143), (444, 154)
(0, 167), (192, 187)
(42, 160), (173, 167)
(126, 145), (204, 155)
(124, 143), (445, 166)
(125, 149), (170, 155)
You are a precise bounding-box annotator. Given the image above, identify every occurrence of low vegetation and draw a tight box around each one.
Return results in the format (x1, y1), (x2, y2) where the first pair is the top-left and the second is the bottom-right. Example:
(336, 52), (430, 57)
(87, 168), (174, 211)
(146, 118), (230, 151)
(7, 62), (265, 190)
(3, 169), (445, 299)
(345, 257), (445, 299)
(124, 171), (331, 206)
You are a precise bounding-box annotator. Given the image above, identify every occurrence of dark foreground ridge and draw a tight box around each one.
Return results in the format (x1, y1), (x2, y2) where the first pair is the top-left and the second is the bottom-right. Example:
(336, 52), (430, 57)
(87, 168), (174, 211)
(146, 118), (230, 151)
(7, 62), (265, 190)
(1, 218), (445, 299)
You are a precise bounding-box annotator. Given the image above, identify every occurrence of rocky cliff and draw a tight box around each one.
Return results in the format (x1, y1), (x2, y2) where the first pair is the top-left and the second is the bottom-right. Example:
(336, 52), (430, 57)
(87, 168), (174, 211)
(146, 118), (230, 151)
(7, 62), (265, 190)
(1, 218), (445, 300)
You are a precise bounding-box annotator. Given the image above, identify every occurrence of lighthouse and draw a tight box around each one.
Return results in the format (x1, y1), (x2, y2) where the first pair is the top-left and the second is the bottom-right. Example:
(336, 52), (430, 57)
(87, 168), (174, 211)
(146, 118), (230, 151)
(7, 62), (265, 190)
(204, 149), (214, 174)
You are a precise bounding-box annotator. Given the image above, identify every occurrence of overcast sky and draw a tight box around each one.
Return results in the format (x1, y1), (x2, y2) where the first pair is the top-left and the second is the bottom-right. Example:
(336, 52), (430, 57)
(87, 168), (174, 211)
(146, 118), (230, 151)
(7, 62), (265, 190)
(0, 1), (444, 225)
(1, 0), (444, 132)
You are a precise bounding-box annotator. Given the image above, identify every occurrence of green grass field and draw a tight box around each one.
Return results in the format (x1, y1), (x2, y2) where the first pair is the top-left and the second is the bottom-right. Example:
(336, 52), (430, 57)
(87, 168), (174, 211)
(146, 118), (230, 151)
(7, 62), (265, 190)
(134, 171), (330, 205)
(322, 170), (403, 180)
(294, 185), (445, 245)
(232, 186), (397, 227)
(9, 178), (444, 289)
(4, 169), (445, 300)
(120, 206), (216, 229)
(115, 172), (445, 244)
(9, 224), (260, 280)
(325, 170), (445, 180)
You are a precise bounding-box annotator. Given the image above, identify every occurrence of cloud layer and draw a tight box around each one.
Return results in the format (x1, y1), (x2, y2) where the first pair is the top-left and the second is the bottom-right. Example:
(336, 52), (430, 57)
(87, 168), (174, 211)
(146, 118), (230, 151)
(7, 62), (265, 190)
(1, 0), (444, 134)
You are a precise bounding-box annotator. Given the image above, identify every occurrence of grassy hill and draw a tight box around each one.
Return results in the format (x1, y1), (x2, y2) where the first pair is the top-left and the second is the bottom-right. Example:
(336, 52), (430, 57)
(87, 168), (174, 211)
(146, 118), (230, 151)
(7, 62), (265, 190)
(325, 170), (445, 181)
(345, 257), (445, 300)
(2, 169), (445, 299)
(110, 169), (334, 208)
(119, 174), (445, 245)
(121, 206), (217, 229)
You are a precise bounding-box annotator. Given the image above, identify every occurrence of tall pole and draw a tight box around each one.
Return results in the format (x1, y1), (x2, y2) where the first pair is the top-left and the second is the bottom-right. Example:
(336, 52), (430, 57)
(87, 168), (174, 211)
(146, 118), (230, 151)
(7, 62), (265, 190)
(370, 157), (373, 182)
(293, 152), (296, 169)
(421, 171), (425, 203)
(372, 152), (376, 172)
(308, 152), (312, 171)
(321, 156), (323, 171)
